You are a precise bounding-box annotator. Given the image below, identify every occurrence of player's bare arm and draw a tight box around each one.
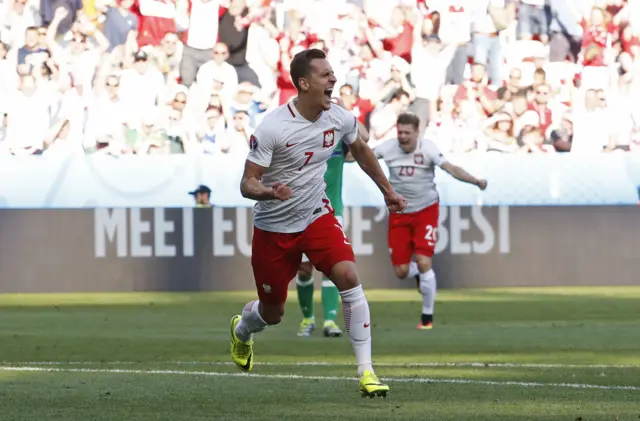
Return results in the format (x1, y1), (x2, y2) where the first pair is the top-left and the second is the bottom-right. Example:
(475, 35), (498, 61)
(440, 161), (488, 190)
(240, 160), (293, 201)
(349, 136), (407, 212)
(345, 122), (369, 163)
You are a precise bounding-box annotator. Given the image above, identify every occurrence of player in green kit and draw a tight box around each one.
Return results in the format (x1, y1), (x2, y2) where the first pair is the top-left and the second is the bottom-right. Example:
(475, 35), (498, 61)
(296, 103), (369, 337)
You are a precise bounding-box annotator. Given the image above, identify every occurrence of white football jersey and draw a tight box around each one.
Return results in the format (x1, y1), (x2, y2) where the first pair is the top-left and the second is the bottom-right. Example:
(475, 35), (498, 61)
(374, 138), (447, 213)
(246, 101), (358, 233)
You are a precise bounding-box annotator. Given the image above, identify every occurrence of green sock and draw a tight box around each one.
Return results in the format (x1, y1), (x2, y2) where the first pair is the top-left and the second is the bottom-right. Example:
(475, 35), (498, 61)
(321, 278), (340, 322)
(296, 274), (315, 319)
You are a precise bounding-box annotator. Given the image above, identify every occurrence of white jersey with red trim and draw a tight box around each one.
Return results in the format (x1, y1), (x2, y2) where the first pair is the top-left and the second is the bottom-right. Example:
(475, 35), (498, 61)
(246, 100), (358, 233)
(374, 138), (447, 213)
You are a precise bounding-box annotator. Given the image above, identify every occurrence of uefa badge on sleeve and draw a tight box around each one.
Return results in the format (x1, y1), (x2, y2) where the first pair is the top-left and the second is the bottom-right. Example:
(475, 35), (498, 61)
(250, 135), (259, 151)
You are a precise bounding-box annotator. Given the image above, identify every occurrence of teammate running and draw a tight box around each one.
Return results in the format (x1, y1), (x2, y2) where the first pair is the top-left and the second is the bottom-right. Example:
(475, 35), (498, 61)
(296, 97), (368, 338)
(229, 49), (406, 397)
(374, 113), (487, 330)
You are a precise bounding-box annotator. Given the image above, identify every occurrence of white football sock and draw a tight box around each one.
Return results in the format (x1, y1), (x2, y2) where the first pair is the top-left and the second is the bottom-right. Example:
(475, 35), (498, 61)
(234, 300), (267, 342)
(403, 261), (419, 280)
(340, 285), (373, 376)
(419, 270), (437, 315)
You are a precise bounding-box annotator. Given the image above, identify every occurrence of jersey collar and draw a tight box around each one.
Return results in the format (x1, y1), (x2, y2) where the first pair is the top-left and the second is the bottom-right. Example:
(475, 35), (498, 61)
(288, 99), (323, 123)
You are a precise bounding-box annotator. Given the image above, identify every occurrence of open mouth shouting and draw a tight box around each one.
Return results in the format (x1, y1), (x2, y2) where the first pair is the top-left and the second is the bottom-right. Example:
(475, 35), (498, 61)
(324, 87), (333, 103)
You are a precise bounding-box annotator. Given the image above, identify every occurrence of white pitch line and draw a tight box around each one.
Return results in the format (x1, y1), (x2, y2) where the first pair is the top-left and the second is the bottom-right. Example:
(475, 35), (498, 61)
(1, 366), (639, 392)
(2, 361), (640, 369)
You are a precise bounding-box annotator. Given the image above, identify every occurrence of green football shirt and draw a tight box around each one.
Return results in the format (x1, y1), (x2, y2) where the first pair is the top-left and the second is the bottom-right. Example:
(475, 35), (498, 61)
(324, 139), (348, 217)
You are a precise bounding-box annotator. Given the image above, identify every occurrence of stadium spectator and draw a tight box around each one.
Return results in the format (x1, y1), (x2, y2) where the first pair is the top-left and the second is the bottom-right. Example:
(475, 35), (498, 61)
(217, 0), (261, 86)
(101, 0), (138, 52)
(528, 82), (553, 137)
(410, 26), (456, 137)
(189, 184), (212, 207)
(193, 105), (225, 154)
(433, 0), (473, 85)
(337, 83), (373, 127)
(426, 87), (480, 153)
(479, 110), (518, 152)
(123, 107), (169, 154)
(550, 111), (574, 152)
(40, 0), (83, 37)
(1, 0), (42, 50)
(118, 49), (165, 122)
(218, 108), (252, 155)
(505, 67), (523, 94)
(0, 0), (638, 156)
(517, 0), (548, 43)
(195, 42), (239, 103)
(548, 0), (584, 64)
(571, 88), (615, 152)
(471, 0), (514, 87)
(178, 0), (221, 87)
(369, 89), (411, 146)
(453, 62), (499, 118)
(519, 126), (555, 153)
(85, 74), (128, 149)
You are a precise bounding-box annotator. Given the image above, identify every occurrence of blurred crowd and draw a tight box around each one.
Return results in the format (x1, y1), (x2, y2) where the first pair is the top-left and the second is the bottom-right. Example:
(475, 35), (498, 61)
(1, 0), (640, 156)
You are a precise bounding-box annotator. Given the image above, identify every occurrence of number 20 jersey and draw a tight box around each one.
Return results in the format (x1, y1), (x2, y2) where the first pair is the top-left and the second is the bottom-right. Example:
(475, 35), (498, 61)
(246, 101), (358, 233)
(374, 138), (447, 214)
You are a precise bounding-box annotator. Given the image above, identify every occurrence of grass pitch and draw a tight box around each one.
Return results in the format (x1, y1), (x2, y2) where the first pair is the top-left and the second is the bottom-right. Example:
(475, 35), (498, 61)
(1, 287), (640, 420)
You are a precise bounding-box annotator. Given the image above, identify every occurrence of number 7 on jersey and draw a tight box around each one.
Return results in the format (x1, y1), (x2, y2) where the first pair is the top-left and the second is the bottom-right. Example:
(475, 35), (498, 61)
(298, 151), (314, 171)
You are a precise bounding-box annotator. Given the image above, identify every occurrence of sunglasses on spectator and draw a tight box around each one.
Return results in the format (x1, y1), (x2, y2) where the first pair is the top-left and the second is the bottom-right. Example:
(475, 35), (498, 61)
(174, 98), (187, 104)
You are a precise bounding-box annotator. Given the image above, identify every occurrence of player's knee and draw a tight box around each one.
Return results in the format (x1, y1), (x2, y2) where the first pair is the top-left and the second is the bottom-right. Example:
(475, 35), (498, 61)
(297, 262), (313, 280)
(261, 302), (286, 325)
(342, 268), (359, 290)
(416, 255), (432, 273)
(394, 265), (409, 279)
(329, 261), (360, 291)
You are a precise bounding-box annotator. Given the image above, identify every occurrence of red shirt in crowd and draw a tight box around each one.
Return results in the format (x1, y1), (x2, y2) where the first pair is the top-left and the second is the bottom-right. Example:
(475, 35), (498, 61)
(453, 82), (498, 117)
(351, 98), (374, 125)
(621, 27), (640, 58)
(527, 102), (553, 136)
(381, 21), (414, 63)
(581, 24), (608, 66)
(130, 0), (178, 47)
(276, 31), (318, 53)
(276, 60), (297, 105)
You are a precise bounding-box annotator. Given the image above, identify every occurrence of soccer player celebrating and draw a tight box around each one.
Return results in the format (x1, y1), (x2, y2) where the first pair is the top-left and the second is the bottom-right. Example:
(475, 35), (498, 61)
(296, 102), (369, 339)
(229, 49), (406, 397)
(374, 113), (487, 330)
